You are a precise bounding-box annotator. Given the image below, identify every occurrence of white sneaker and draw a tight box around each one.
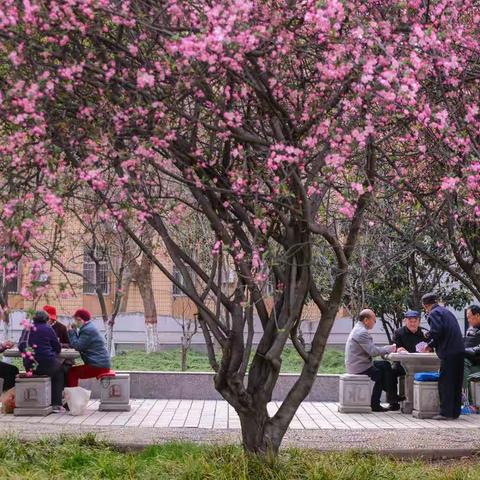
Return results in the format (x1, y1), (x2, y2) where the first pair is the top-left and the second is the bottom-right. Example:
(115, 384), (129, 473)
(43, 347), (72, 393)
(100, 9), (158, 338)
(52, 405), (66, 413)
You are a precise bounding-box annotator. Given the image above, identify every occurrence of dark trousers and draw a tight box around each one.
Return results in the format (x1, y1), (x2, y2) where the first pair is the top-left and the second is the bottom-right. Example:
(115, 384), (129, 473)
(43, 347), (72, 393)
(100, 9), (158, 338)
(0, 361), (19, 391)
(361, 360), (399, 407)
(439, 353), (464, 418)
(35, 360), (64, 406)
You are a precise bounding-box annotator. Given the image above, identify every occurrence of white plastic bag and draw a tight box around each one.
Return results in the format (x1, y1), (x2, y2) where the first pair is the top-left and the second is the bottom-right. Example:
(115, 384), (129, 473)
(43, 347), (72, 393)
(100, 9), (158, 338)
(64, 386), (91, 416)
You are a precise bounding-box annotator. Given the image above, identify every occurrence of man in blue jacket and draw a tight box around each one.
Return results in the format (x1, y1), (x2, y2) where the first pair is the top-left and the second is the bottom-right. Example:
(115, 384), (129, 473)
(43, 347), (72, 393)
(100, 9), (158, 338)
(422, 292), (464, 420)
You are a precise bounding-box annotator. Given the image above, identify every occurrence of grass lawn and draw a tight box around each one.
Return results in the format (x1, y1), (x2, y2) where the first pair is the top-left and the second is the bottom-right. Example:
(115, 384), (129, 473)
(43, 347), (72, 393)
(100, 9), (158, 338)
(6, 347), (346, 374)
(110, 347), (346, 374)
(0, 436), (478, 479)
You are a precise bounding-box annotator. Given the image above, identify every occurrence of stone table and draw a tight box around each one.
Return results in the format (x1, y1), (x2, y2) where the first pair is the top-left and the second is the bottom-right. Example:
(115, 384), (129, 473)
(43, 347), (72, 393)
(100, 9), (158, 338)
(3, 348), (80, 361)
(386, 352), (441, 414)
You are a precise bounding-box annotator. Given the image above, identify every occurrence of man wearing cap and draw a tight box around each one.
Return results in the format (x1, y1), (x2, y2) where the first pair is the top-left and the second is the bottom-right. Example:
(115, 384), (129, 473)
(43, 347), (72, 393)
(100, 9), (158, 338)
(66, 308), (111, 387)
(421, 292), (464, 420)
(393, 310), (429, 354)
(391, 310), (429, 395)
(43, 305), (70, 346)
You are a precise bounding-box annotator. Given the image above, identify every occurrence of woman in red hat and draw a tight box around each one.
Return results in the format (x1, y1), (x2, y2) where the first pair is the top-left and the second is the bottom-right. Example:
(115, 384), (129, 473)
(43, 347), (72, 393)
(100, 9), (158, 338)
(67, 309), (111, 387)
(43, 305), (69, 346)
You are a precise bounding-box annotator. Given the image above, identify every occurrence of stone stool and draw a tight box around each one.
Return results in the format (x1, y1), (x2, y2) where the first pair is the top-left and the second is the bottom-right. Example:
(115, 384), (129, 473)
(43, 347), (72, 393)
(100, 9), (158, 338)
(14, 375), (52, 416)
(412, 380), (440, 418)
(338, 374), (373, 413)
(468, 373), (480, 407)
(98, 372), (131, 412)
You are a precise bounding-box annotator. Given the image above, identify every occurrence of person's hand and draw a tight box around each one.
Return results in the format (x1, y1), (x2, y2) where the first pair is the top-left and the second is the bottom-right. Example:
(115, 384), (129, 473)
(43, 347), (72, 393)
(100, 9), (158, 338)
(1, 340), (14, 349)
(397, 347), (408, 353)
(390, 343), (397, 353)
(422, 345), (432, 353)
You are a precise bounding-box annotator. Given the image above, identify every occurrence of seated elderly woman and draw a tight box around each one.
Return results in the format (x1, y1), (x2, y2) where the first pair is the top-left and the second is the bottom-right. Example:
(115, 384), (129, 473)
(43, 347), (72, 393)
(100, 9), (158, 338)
(18, 310), (64, 412)
(67, 309), (111, 387)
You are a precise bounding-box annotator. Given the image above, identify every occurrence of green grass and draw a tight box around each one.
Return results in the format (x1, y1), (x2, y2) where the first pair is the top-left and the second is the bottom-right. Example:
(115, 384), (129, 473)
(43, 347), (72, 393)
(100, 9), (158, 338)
(110, 347), (346, 374)
(6, 347), (346, 374)
(0, 436), (479, 479)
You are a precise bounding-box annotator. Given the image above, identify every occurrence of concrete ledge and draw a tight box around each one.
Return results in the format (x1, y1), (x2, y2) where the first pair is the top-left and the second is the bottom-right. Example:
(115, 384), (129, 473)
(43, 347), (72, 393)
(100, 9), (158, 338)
(80, 371), (340, 401)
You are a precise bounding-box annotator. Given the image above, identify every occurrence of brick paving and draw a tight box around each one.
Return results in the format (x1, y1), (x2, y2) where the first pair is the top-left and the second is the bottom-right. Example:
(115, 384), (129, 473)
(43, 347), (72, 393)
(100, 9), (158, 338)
(2, 399), (480, 430)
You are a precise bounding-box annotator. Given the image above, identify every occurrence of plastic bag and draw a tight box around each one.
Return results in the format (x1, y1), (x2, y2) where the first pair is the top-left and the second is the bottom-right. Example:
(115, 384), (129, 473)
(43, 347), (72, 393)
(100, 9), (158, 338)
(0, 388), (16, 414)
(63, 386), (91, 416)
(414, 372), (439, 382)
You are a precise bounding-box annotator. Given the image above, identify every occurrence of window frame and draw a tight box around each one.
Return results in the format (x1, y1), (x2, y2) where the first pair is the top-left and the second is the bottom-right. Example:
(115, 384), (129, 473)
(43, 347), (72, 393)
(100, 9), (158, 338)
(83, 247), (110, 295)
(172, 265), (190, 297)
(0, 264), (20, 294)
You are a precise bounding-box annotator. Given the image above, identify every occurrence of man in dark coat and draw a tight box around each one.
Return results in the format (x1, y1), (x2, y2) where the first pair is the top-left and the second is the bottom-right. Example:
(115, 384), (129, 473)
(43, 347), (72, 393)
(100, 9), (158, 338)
(393, 310), (429, 354)
(392, 310), (429, 394)
(463, 305), (480, 402)
(422, 292), (464, 420)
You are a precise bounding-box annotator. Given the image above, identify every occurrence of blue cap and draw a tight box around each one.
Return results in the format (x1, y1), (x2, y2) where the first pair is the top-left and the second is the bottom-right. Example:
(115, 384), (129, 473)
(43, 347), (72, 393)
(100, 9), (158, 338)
(404, 310), (420, 318)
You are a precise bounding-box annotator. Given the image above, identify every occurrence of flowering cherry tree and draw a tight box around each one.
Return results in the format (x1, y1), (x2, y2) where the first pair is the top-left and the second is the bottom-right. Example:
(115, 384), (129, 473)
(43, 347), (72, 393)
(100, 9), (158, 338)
(373, 7), (480, 300)
(1, 0), (479, 453)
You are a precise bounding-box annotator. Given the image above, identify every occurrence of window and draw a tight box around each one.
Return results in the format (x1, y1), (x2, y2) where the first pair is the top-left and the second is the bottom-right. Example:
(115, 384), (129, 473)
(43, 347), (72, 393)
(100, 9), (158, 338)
(264, 277), (274, 297)
(172, 265), (188, 296)
(83, 247), (109, 294)
(0, 264), (20, 294)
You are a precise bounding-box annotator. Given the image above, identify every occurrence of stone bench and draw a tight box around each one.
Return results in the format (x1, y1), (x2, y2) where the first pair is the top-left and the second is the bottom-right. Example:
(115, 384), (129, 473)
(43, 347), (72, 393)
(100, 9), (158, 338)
(412, 380), (440, 418)
(468, 374), (480, 407)
(338, 374), (373, 413)
(98, 372), (131, 412)
(14, 375), (52, 416)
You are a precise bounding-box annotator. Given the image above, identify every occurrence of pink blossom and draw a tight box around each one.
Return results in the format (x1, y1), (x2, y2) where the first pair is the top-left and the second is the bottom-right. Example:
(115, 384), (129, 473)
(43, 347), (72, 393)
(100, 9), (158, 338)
(211, 240), (222, 256)
(137, 70), (155, 89)
(350, 183), (365, 196)
(440, 177), (460, 192)
(339, 202), (355, 220)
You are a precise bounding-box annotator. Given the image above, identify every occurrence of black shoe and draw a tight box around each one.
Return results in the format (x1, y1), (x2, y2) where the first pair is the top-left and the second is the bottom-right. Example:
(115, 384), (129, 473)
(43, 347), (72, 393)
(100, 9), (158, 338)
(432, 414), (455, 420)
(388, 395), (406, 403)
(371, 405), (388, 412)
(388, 403), (401, 411)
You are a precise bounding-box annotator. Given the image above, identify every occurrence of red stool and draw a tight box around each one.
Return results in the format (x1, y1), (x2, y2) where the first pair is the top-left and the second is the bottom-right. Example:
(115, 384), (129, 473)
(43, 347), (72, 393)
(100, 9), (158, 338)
(96, 370), (116, 380)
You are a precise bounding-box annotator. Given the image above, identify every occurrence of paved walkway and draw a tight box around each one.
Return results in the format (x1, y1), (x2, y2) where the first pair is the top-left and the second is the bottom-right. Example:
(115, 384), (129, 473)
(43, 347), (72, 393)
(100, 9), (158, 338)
(2, 399), (480, 430)
(3, 400), (480, 455)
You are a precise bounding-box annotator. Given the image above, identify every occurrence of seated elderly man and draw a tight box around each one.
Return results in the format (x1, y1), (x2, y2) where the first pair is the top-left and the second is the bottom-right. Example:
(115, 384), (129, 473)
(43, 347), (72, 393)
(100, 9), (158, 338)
(464, 305), (480, 402)
(345, 309), (404, 412)
(393, 310), (428, 354)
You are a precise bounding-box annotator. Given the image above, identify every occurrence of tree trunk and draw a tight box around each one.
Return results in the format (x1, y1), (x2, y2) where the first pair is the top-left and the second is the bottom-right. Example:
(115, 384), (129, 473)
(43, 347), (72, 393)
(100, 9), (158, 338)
(0, 289), (10, 341)
(181, 342), (188, 371)
(379, 314), (393, 344)
(136, 263), (159, 353)
(237, 406), (281, 455)
(105, 322), (115, 357)
(145, 322), (159, 354)
(2, 314), (10, 341)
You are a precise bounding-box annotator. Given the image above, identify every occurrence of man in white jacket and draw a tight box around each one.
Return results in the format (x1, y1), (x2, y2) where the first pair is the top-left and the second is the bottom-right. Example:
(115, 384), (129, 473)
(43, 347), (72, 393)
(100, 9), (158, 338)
(345, 309), (403, 412)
